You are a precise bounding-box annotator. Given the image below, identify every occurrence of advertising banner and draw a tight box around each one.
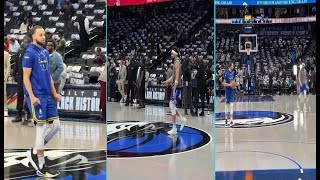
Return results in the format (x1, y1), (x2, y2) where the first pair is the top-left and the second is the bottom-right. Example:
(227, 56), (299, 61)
(216, 16), (316, 24)
(107, 0), (172, 6)
(145, 86), (167, 103)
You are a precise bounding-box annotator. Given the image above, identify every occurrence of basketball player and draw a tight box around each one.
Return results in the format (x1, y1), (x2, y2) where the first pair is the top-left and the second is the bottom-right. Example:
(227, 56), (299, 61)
(161, 47), (187, 135)
(23, 26), (62, 177)
(223, 62), (236, 126)
(298, 63), (307, 109)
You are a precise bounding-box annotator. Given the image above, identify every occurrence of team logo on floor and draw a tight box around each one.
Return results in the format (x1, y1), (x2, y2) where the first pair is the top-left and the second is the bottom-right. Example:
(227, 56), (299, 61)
(4, 149), (106, 179)
(215, 111), (294, 128)
(107, 121), (211, 158)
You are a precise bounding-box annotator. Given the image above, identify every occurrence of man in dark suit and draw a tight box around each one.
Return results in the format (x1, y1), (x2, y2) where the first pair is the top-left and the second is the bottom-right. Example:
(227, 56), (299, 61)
(125, 59), (137, 106)
(195, 56), (205, 116)
(137, 57), (145, 109)
(182, 55), (194, 115)
(12, 36), (31, 123)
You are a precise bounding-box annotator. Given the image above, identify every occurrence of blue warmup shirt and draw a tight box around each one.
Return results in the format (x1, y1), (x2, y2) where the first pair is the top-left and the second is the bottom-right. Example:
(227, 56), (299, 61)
(224, 69), (235, 94)
(22, 43), (52, 97)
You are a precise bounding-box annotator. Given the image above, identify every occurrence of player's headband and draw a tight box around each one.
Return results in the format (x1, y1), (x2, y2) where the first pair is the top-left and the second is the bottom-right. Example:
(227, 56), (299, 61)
(171, 50), (178, 55)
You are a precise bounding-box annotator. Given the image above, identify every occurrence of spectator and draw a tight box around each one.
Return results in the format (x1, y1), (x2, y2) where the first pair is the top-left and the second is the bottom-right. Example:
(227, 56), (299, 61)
(12, 36), (31, 123)
(9, 37), (20, 54)
(195, 56), (205, 116)
(4, 36), (10, 52)
(108, 58), (117, 102)
(98, 64), (106, 122)
(137, 57), (145, 109)
(216, 68), (223, 97)
(78, 10), (90, 52)
(125, 58), (137, 106)
(205, 63), (213, 104)
(117, 59), (127, 103)
(4, 46), (11, 117)
(56, 30), (66, 58)
(57, 0), (65, 9)
(94, 47), (106, 66)
(26, 11), (33, 22)
(269, 68), (274, 95)
(59, 63), (67, 94)
(27, 19), (34, 34)
(46, 40), (64, 95)
(19, 19), (28, 34)
(61, 0), (75, 31)
(182, 55), (194, 116)
(45, 31), (55, 47)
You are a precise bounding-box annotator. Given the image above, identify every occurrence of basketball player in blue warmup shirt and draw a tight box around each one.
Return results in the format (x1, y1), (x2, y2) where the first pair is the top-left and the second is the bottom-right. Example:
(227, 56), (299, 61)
(223, 62), (236, 126)
(161, 47), (187, 135)
(23, 26), (62, 177)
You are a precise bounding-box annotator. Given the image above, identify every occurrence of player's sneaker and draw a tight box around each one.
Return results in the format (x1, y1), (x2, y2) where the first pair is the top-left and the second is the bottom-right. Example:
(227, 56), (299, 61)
(168, 127), (177, 135)
(179, 117), (187, 131)
(27, 148), (39, 171)
(229, 121), (234, 127)
(37, 165), (60, 177)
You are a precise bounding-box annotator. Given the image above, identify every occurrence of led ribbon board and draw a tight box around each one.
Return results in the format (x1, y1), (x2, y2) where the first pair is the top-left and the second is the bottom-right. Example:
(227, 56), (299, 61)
(107, 0), (173, 6)
(215, 0), (315, 6)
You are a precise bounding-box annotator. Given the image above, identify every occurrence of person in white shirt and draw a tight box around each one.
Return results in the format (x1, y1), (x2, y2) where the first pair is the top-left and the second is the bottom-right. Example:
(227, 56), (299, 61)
(19, 19), (28, 34)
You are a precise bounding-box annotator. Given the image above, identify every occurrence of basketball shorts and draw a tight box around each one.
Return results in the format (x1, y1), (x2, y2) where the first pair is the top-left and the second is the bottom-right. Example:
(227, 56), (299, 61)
(170, 89), (181, 104)
(26, 95), (59, 125)
(225, 91), (234, 103)
(300, 83), (306, 93)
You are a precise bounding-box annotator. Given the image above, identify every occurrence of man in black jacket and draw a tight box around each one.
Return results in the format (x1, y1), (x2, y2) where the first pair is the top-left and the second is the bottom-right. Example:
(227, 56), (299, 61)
(125, 59), (137, 106)
(78, 10), (90, 53)
(137, 57), (145, 109)
(195, 56), (206, 116)
(108, 58), (117, 102)
(12, 36), (31, 123)
(182, 55), (194, 115)
(205, 63), (213, 104)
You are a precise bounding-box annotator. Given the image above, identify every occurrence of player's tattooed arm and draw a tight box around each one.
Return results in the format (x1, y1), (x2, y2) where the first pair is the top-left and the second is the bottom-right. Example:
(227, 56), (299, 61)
(172, 62), (180, 91)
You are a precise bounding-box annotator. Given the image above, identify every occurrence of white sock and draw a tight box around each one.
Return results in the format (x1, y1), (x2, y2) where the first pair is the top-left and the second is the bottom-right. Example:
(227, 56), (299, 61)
(172, 124), (176, 129)
(33, 147), (37, 155)
(38, 156), (45, 169)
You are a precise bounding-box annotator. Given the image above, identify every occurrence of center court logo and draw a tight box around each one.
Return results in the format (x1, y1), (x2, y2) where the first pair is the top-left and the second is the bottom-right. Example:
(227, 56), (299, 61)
(215, 111), (294, 128)
(4, 149), (106, 179)
(107, 121), (211, 158)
